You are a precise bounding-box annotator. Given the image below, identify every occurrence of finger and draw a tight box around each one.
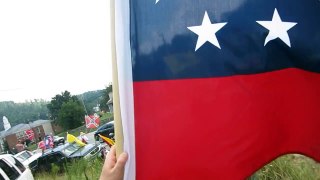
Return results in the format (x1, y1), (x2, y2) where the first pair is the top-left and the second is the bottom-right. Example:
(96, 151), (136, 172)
(105, 146), (117, 168)
(114, 152), (128, 172)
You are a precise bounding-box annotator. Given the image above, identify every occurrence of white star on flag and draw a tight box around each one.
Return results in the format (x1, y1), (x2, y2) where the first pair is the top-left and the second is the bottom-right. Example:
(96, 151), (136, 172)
(188, 11), (227, 51)
(155, 0), (159, 4)
(256, 8), (297, 47)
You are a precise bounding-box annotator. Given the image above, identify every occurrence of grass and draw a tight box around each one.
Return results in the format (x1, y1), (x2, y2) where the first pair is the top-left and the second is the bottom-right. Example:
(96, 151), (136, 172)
(34, 158), (104, 180)
(250, 154), (320, 180)
(34, 154), (320, 180)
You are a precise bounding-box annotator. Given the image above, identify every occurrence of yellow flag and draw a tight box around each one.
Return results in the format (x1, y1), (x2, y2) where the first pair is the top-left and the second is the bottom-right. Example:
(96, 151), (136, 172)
(98, 134), (115, 147)
(67, 133), (86, 147)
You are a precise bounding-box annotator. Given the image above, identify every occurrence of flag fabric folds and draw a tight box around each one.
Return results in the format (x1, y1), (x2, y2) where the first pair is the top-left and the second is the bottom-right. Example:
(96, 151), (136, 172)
(115, 0), (320, 179)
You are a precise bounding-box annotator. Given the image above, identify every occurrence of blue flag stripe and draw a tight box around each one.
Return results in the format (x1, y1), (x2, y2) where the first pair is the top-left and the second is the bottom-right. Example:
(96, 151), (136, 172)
(130, 0), (320, 81)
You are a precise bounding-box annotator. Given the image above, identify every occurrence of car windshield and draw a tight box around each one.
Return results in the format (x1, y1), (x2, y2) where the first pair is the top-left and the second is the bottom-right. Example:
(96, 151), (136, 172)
(62, 143), (81, 156)
(15, 151), (32, 162)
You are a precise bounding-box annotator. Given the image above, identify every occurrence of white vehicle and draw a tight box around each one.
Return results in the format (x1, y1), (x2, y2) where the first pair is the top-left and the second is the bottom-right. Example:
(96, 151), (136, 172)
(13, 150), (42, 168)
(53, 136), (65, 146)
(0, 154), (34, 180)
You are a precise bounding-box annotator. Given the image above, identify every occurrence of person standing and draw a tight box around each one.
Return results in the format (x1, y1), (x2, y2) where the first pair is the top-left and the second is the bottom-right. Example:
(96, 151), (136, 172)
(44, 134), (54, 149)
(79, 132), (89, 144)
(15, 140), (24, 152)
(37, 138), (46, 154)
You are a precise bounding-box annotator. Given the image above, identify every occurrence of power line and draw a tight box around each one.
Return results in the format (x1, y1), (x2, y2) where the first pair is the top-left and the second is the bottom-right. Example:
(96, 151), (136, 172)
(80, 94), (88, 115)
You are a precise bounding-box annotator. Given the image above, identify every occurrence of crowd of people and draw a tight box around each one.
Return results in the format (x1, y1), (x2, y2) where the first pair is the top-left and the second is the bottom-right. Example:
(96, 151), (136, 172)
(12, 132), (127, 180)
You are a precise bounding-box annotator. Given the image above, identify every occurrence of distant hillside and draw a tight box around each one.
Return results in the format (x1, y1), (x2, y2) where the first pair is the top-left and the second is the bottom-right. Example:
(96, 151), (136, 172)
(0, 90), (104, 126)
(76, 89), (104, 114)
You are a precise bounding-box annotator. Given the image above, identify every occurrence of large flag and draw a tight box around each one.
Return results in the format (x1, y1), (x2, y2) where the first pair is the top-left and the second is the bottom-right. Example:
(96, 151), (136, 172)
(115, 0), (320, 179)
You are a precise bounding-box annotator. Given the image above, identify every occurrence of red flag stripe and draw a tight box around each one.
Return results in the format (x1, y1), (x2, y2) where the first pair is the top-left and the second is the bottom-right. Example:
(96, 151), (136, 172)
(134, 68), (320, 179)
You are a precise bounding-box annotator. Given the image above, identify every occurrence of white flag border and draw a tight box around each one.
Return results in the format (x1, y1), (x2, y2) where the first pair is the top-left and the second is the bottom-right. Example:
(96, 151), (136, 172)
(115, 0), (136, 179)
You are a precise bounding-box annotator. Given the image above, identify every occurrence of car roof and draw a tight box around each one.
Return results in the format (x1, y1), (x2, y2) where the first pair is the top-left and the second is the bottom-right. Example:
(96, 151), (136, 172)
(42, 143), (71, 156)
(0, 154), (13, 159)
(41, 143), (96, 158)
(0, 154), (17, 166)
(13, 151), (27, 157)
(97, 121), (114, 130)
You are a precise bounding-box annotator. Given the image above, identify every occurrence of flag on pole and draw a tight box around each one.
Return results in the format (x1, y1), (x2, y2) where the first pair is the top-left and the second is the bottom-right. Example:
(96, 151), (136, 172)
(98, 134), (115, 148)
(67, 133), (86, 147)
(115, 0), (320, 179)
(85, 114), (100, 129)
(44, 135), (54, 149)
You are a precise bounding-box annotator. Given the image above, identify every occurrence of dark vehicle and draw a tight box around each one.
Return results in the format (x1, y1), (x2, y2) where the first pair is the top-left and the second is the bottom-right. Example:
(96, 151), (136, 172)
(53, 136), (65, 147)
(94, 121), (114, 141)
(30, 142), (102, 174)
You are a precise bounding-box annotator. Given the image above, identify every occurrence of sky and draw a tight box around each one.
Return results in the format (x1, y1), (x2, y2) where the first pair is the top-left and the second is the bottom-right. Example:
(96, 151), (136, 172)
(0, 0), (112, 102)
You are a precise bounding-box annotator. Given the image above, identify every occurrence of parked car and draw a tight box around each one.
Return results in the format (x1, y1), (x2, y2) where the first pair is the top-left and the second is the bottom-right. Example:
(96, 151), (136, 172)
(30, 142), (104, 174)
(13, 150), (42, 168)
(0, 154), (34, 180)
(53, 136), (65, 147)
(94, 121), (114, 141)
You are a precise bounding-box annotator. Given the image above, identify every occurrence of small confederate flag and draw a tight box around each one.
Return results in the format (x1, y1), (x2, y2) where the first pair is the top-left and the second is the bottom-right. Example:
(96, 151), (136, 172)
(85, 114), (100, 129)
(24, 129), (34, 140)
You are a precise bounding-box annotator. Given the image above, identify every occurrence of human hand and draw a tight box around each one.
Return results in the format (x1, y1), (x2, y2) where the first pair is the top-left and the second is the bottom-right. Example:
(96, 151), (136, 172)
(99, 146), (128, 180)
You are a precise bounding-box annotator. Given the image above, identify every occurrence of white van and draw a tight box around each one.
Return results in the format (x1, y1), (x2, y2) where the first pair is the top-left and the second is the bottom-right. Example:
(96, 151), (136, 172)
(14, 150), (41, 168)
(0, 154), (34, 180)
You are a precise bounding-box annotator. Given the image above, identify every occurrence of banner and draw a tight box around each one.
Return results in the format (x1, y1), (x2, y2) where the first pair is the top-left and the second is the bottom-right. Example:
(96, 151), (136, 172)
(115, 0), (320, 179)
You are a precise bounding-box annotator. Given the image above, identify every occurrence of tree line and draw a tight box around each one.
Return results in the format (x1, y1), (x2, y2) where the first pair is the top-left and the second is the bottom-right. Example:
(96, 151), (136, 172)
(0, 100), (49, 129)
(0, 84), (112, 131)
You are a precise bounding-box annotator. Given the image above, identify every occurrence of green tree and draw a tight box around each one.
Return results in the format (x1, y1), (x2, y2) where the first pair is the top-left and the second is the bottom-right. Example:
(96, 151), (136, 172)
(100, 84), (112, 112)
(47, 91), (78, 120)
(57, 100), (85, 130)
(0, 100), (49, 126)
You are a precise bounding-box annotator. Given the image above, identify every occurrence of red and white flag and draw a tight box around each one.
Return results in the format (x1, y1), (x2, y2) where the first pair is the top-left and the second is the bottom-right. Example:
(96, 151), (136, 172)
(24, 129), (34, 140)
(85, 114), (100, 129)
